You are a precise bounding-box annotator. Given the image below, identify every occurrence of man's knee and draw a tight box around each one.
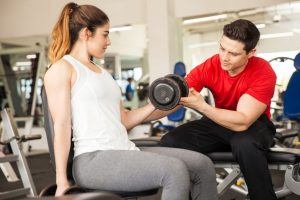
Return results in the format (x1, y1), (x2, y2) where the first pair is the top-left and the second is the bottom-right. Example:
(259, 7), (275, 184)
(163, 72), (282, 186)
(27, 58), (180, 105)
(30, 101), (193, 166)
(230, 135), (262, 157)
(160, 133), (178, 147)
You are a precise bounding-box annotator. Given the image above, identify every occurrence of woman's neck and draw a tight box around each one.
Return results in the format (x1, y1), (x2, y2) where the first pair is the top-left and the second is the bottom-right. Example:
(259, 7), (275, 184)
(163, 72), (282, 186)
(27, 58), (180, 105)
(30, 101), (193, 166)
(69, 42), (91, 64)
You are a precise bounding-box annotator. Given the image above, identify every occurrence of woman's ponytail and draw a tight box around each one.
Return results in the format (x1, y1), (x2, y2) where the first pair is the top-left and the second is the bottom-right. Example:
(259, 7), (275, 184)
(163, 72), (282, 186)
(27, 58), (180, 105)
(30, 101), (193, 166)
(48, 3), (78, 64)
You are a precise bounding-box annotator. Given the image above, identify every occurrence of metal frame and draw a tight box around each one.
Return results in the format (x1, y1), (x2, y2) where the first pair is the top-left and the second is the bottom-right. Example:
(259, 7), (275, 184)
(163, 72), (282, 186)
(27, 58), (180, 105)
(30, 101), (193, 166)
(0, 109), (37, 199)
(0, 37), (48, 153)
(0, 151), (19, 182)
(214, 150), (300, 199)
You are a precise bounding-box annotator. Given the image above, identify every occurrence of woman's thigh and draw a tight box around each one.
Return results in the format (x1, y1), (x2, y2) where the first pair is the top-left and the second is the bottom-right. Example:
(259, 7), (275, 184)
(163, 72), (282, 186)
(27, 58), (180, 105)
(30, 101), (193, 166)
(72, 149), (190, 191)
(140, 147), (215, 173)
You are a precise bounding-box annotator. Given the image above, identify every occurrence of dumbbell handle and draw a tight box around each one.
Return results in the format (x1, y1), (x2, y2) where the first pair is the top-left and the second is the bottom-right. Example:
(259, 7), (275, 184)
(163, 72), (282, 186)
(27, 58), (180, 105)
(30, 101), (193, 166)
(0, 134), (41, 145)
(18, 134), (42, 142)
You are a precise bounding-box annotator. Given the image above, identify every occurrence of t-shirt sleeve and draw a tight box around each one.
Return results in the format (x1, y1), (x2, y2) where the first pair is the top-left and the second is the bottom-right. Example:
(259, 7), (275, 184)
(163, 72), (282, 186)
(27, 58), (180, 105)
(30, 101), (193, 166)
(185, 56), (216, 92)
(246, 64), (277, 105)
(185, 65), (204, 92)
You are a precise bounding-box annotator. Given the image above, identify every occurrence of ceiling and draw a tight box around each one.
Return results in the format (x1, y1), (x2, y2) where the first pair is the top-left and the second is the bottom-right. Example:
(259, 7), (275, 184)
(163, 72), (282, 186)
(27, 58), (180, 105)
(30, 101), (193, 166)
(182, 1), (300, 34)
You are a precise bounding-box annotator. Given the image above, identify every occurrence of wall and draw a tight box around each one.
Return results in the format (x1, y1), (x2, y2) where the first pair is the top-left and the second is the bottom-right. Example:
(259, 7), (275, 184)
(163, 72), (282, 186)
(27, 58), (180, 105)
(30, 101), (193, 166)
(0, 0), (146, 39)
(183, 16), (300, 72)
(1, 0), (299, 76)
(174, 0), (291, 18)
(0, 0), (293, 39)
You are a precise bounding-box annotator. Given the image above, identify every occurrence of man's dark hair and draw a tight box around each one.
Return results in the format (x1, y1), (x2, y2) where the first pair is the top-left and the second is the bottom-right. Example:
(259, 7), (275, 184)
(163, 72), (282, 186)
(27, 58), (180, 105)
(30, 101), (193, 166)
(223, 19), (260, 54)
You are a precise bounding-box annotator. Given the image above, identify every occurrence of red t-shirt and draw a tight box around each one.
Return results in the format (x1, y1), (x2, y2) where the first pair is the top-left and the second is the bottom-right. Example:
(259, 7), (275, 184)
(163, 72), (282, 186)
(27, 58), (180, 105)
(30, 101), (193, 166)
(185, 54), (276, 119)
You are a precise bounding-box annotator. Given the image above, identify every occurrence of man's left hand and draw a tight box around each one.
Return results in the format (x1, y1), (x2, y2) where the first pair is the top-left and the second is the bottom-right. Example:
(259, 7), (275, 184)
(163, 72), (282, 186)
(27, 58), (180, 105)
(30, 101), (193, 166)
(180, 88), (208, 111)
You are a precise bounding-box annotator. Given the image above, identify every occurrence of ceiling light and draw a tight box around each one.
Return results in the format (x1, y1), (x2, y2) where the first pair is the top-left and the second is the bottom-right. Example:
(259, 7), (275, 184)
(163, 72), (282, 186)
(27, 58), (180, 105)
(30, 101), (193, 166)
(273, 14), (281, 23)
(16, 61), (32, 66)
(188, 41), (218, 49)
(183, 14), (228, 25)
(238, 8), (264, 16)
(100, 59), (105, 65)
(260, 32), (293, 39)
(256, 23), (266, 29)
(293, 29), (300, 34)
(12, 66), (18, 71)
(110, 25), (132, 33)
(26, 54), (37, 59)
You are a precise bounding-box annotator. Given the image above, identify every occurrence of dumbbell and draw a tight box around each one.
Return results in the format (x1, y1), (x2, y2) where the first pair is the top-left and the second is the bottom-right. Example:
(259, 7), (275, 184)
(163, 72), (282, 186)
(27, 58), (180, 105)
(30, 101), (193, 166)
(149, 74), (189, 111)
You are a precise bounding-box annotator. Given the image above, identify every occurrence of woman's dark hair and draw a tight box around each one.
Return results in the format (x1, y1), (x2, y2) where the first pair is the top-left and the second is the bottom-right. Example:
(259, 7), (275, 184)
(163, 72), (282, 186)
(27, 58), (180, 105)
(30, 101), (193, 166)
(223, 19), (260, 54)
(48, 2), (109, 64)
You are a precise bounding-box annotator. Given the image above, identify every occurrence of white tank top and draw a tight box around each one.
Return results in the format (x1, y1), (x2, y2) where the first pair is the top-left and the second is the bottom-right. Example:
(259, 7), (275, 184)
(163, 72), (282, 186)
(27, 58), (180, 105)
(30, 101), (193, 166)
(63, 55), (139, 157)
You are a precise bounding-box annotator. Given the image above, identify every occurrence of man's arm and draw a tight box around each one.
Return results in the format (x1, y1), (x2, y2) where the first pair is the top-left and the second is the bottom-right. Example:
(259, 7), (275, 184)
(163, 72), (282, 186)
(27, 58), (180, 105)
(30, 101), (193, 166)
(180, 88), (266, 132)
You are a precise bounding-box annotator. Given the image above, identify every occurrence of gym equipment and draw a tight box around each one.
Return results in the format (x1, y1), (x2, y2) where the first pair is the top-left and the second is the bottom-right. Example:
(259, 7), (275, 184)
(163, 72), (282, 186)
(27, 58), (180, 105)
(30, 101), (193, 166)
(152, 62), (188, 134)
(39, 183), (122, 199)
(210, 148), (300, 198)
(151, 107), (186, 136)
(0, 116), (41, 184)
(149, 74), (189, 111)
(273, 52), (300, 147)
(0, 151), (19, 182)
(0, 38), (49, 153)
(283, 52), (300, 122)
(40, 192), (123, 200)
(0, 133), (41, 145)
(39, 184), (92, 196)
(136, 82), (149, 101)
(0, 109), (37, 199)
(173, 61), (186, 77)
(41, 88), (159, 199)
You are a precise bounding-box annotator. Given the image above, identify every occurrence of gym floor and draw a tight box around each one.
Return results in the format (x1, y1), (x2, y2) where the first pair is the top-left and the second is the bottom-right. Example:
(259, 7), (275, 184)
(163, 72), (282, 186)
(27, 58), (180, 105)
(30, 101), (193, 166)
(0, 153), (299, 200)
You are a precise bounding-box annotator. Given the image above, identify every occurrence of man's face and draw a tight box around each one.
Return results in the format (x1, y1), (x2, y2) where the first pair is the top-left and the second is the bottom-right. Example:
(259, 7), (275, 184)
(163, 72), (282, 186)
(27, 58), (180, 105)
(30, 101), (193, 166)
(219, 35), (255, 76)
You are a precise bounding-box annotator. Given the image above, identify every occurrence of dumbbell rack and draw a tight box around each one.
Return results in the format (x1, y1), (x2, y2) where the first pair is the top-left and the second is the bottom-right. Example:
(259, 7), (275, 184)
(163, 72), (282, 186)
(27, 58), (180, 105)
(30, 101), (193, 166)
(0, 109), (37, 199)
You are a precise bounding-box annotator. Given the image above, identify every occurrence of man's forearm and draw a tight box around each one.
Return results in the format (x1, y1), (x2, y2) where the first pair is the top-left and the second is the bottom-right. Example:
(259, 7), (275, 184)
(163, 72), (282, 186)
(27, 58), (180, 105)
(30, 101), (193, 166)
(199, 103), (252, 132)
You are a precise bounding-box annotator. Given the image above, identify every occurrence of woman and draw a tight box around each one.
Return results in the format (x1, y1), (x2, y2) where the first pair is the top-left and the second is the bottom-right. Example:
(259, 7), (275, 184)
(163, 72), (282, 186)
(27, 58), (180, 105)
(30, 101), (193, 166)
(44, 2), (218, 200)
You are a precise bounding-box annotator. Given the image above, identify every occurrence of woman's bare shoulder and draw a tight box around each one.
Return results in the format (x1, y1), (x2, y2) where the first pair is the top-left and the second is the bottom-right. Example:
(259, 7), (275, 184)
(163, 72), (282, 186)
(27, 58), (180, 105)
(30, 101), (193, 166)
(44, 59), (73, 83)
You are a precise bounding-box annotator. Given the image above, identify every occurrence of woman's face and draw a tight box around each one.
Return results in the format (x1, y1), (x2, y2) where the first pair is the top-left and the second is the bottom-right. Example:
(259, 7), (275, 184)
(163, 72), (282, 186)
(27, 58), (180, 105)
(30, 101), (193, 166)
(87, 23), (111, 58)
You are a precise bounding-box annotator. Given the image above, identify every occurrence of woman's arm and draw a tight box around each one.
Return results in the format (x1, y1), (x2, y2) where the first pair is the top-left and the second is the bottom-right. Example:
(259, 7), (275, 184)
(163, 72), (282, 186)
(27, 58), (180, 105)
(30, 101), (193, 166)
(120, 99), (182, 130)
(120, 101), (156, 130)
(44, 60), (74, 196)
(142, 105), (181, 123)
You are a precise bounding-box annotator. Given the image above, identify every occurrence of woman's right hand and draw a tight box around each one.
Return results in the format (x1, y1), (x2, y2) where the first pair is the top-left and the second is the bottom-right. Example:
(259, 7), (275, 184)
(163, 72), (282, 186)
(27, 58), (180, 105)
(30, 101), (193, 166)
(55, 182), (70, 196)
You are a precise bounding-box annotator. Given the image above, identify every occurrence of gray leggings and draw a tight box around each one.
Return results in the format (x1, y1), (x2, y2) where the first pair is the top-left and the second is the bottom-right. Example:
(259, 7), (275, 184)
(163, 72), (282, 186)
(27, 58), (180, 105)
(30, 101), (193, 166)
(73, 147), (218, 200)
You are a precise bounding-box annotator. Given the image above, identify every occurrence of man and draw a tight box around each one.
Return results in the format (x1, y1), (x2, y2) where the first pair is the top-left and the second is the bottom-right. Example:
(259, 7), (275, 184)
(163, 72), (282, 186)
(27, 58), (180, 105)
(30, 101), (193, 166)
(151, 19), (277, 200)
(125, 77), (134, 101)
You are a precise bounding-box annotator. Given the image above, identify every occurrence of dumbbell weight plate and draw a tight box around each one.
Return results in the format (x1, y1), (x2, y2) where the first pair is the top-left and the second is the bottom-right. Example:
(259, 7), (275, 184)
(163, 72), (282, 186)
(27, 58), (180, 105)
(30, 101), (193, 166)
(149, 77), (181, 111)
(165, 74), (189, 97)
(153, 83), (174, 105)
